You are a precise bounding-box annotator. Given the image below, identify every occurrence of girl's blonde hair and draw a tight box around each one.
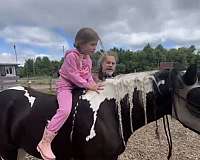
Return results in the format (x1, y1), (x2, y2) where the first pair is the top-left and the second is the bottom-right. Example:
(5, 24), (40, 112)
(74, 27), (100, 48)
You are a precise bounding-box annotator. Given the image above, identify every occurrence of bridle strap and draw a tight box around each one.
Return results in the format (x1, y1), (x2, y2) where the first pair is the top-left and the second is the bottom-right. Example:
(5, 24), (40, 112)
(163, 115), (172, 160)
(175, 91), (187, 101)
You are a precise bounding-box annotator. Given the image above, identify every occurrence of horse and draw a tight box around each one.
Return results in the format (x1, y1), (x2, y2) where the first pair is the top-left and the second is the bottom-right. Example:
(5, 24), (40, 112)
(0, 65), (199, 160)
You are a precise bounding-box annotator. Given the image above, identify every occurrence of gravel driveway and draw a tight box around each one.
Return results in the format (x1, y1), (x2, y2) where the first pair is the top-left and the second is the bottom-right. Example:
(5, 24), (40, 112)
(23, 118), (200, 160)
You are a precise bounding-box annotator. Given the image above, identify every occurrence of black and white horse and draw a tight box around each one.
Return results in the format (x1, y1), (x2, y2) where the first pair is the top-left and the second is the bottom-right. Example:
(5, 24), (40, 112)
(0, 65), (199, 160)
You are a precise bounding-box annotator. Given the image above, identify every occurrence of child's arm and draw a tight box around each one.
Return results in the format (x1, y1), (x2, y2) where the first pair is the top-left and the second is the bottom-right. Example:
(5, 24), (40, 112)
(87, 58), (95, 85)
(87, 83), (104, 94)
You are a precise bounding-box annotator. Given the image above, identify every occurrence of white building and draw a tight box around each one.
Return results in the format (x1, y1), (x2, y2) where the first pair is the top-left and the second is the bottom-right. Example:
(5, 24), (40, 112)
(0, 63), (18, 77)
(0, 63), (19, 90)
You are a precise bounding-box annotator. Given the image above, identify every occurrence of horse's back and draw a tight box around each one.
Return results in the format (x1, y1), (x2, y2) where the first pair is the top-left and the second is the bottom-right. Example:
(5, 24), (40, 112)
(0, 88), (57, 151)
(0, 86), (125, 159)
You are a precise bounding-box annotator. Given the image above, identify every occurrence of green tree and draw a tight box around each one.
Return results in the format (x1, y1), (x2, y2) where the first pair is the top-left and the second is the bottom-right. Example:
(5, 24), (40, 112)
(40, 57), (51, 76)
(23, 59), (34, 77)
(34, 57), (42, 75)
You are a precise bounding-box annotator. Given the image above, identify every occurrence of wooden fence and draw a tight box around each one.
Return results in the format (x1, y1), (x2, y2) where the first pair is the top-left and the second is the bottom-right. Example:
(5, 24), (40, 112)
(0, 76), (19, 91)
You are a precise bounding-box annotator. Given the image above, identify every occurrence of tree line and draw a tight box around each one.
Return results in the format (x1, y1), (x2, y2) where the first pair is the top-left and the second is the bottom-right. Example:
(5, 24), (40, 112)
(18, 44), (200, 77)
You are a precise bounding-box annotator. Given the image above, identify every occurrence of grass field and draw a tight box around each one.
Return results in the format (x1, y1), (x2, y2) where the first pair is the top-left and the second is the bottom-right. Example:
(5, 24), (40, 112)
(17, 76), (57, 94)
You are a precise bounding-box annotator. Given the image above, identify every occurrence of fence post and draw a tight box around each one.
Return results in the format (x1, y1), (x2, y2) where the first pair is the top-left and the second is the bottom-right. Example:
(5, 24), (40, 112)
(49, 77), (52, 92)
(0, 76), (3, 90)
(27, 80), (32, 88)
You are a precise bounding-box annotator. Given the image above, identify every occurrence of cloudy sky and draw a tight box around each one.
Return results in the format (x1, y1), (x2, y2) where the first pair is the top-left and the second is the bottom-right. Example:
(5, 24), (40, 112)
(0, 0), (200, 65)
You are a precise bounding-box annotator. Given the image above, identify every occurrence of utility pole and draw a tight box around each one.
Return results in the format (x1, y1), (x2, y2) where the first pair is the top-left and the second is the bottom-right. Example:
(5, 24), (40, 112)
(62, 45), (65, 56)
(13, 43), (18, 82)
(33, 57), (36, 76)
(13, 43), (18, 64)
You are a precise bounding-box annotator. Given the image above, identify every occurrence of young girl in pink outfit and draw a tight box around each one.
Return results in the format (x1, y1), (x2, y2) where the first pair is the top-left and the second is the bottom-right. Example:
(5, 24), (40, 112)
(37, 27), (104, 160)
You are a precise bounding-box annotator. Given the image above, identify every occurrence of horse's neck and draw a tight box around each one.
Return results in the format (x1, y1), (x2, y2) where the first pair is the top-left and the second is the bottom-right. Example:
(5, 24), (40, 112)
(121, 89), (170, 143)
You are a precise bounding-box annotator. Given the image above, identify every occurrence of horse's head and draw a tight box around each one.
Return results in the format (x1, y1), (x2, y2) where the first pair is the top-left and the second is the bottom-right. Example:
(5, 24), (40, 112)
(171, 64), (200, 134)
(154, 64), (200, 134)
(151, 65), (200, 160)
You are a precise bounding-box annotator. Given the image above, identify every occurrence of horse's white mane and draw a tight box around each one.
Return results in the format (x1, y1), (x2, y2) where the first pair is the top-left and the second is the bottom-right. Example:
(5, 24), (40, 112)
(105, 70), (157, 92)
(103, 70), (157, 104)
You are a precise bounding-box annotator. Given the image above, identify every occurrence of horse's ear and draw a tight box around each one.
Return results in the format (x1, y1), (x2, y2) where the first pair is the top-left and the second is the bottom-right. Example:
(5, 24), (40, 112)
(183, 64), (197, 85)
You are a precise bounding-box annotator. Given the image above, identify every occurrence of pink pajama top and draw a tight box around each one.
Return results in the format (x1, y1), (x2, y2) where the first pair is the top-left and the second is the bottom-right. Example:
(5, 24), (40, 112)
(56, 49), (95, 90)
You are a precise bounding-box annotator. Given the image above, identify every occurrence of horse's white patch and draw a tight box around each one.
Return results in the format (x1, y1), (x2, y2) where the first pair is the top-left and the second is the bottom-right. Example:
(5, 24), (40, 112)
(82, 71), (156, 142)
(17, 149), (27, 160)
(0, 156), (5, 160)
(157, 80), (165, 86)
(9, 86), (36, 107)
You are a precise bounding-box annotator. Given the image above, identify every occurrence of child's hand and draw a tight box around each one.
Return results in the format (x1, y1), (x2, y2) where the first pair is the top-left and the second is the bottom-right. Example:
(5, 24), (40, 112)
(88, 83), (104, 94)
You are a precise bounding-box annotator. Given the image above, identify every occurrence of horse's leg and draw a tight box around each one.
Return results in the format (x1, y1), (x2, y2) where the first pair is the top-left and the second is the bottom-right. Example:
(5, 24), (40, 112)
(0, 148), (18, 160)
(55, 157), (73, 160)
(73, 156), (118, 160)
(17, 149), (27, 160)
(56, 158), (72, 160)
(95, 156), (118, 160)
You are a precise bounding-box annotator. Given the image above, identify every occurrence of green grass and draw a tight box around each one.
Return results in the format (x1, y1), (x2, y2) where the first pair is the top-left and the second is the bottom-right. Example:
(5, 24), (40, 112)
(16, 76), (57, 95)
(18, 76), (58, 85)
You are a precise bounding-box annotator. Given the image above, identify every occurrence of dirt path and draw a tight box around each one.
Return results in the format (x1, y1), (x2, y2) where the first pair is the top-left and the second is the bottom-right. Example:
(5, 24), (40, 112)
(23, 118), (200, 160)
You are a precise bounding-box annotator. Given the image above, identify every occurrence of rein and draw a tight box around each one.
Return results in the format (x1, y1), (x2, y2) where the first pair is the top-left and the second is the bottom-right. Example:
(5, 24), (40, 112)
(163, 115), (172, 160)
(152, 71), (174, 160)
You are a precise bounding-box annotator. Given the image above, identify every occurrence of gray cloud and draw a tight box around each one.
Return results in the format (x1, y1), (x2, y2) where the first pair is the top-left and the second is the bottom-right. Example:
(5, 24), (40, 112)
(0, 0), (200, 50)
(0, 26), (68, 48)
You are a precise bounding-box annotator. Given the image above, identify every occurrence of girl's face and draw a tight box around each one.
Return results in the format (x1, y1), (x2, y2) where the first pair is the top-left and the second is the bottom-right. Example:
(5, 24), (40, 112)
(79, 41), (98, 55)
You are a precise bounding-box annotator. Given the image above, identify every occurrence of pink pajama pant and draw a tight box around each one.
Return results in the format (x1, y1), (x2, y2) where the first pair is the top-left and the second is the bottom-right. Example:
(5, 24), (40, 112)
(47, 87), (72, 133)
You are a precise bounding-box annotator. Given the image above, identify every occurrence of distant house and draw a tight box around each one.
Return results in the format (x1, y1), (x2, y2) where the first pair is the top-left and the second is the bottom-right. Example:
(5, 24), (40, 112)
(159, 62), (175, 70)
(0, 63), (19, 90)
(0, 63), (18, 77)
(159, 62), (186, 70)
